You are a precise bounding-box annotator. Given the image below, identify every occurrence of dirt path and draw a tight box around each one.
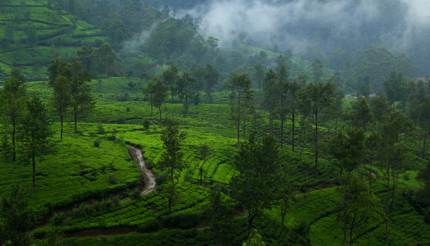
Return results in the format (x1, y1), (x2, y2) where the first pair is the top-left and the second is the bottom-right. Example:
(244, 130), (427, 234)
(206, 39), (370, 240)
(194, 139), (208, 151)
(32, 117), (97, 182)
(128, 145), (156, 196)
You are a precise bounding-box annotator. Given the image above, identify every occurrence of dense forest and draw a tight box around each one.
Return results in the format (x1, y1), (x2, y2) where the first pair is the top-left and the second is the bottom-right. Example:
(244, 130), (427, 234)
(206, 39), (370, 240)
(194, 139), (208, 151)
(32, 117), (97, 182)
(1, 0), (430, 245)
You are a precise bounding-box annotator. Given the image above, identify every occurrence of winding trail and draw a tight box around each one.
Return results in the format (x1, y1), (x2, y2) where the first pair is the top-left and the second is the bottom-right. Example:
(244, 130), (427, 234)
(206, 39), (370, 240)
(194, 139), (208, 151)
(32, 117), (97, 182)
(128, 145), (156, 196)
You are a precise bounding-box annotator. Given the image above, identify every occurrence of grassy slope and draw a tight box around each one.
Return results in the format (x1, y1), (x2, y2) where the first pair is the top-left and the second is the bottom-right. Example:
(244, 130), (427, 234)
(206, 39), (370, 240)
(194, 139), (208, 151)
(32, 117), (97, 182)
(1, 77), (428, 245)
(0, 125), (140, 212)
(0, 0), (105, 80)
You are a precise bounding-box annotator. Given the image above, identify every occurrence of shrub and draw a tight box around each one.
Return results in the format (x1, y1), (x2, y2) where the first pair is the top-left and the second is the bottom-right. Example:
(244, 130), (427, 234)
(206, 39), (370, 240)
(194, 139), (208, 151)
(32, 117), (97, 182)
(143, 120), (151, 130)
(117, 93), (129, 101)
(162, 213), (202, 229)
(94, 139), (101, 148)
(97, 125), (105, 135)
(52, 213), (66, 226)
(108, 176), (118, 185)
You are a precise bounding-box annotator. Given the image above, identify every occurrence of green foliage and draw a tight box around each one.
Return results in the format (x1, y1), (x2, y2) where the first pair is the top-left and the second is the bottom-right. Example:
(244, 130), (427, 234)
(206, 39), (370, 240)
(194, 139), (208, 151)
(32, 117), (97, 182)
(22, 96), (51, 187)
(337, 175), (384, 246)
(232, 135), (282, 232)
(0, 70), (26, 161)
(159, 123), (186, 211)
(243, 229), (266, 246)
(329, 128), (366, 173)
(0, 186), (34, 246)
(228, 73), (254, 144)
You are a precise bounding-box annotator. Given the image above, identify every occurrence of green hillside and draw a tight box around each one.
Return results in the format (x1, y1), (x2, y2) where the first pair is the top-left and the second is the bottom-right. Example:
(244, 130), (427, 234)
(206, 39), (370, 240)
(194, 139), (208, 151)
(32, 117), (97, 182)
(0, 0), (106, 80)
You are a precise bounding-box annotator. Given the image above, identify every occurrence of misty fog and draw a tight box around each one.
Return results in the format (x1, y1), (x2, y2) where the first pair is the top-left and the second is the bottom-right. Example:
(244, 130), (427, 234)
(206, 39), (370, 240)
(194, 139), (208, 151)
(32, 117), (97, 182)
(170, 0), (430, 75)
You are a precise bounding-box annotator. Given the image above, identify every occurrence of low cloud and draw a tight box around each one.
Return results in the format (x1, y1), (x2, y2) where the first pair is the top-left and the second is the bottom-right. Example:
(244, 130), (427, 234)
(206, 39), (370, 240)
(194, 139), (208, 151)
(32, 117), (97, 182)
(178, 0), (430, 55)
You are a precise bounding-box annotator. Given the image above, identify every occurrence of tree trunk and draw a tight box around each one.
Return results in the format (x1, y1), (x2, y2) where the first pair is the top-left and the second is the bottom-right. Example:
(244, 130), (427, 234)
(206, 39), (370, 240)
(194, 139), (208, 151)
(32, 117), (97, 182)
(184, 96), (189, 115)
(422, 129), (428, 158)
(199, 166), (203, 185)
(280, 196), (288, 225)
(73, 107), (78, 133)
(247, 212), (257, 237)
(60, 114), (64, 140)
(150, 94), (153, 115)
(299, 118), (307, 159)
(314, 109), (319, 167)
(280, 114), (286, 147)
(269, 112), (274, 134)
(32, 148), (36, 188)
(12, 118), (16, 161)
(292, 110), (296, 152)
(168, 167), (175, 212)
(236, 93), (241, 145)
(348, 216), (356, 246)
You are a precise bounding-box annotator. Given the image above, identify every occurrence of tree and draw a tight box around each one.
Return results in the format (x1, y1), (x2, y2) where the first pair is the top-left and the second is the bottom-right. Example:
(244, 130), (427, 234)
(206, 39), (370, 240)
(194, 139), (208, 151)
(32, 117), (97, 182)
(243, 229), (266, 246)
(337, 175), (383, 246)
(197, 144), (210, 184)
(276, 58), (290, 147)
(48, 59), (70, 85)
(202, 64), (219, 102)
(51, 75), (70, 140)
(161, 65), (179, 101)
(383, 72), (409, 104)
(417, 161), (430, 210)
(144, 80), (156, 115)
(311, 59), (323, 83)
(253, 64), (266, 89)
(329, 128), (366, 174)
(285, 80), (302, 151)
(0, 71), (26, 161)
(350, 97), (372, 129)
(369, 95), (391, 123)
(94, 42), (117, 76)
(209, 187), (234, 245)
(151, 78), (168, 121)
(22, 96), (51, 188)
(158, 123), (186, 212)
(375, 109), (410, 244)
(232, 134), (281, 235)
(0, 186), (34, 246)
(262, 70), (279, 133)
(177, 72), (199, 115)
(298, 83), (336, 167)
(228, 74), (254, 145)
(69, 61), (93, 133)
(409, 96), (430, 158)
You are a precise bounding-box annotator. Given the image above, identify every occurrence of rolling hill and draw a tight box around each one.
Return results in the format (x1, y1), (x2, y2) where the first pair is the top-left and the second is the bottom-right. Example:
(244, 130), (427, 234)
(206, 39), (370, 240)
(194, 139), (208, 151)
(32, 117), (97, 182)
(0, 0), (106, 80)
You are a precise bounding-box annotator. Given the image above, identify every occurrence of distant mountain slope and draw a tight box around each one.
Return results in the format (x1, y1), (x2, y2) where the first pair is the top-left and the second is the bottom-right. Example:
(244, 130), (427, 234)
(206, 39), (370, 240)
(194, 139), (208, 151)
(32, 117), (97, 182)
(0, 0), (106, 80)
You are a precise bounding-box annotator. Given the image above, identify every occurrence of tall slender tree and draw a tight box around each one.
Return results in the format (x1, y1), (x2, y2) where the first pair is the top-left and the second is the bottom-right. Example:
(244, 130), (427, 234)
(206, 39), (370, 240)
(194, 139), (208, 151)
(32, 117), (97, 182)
(158, 123), (185, 212)
(177, 72), (199, 115)
(22, 96), (51, 188)
(51, 75), (70, 140)
(232, 134), (281, 235)
(228, 74), (254, 145)
(0, 71), (26, 161)
(299, 83), (336, 167)
(203, 64), (219, 102)
(69, 61), (93, 133)
(262, 70), (279, 134)
(151, 78), (168, 121)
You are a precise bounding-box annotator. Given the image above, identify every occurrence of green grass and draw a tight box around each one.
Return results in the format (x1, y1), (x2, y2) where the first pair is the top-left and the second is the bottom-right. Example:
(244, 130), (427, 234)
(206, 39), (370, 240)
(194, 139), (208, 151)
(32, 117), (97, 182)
(0, 124), (140, 211)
